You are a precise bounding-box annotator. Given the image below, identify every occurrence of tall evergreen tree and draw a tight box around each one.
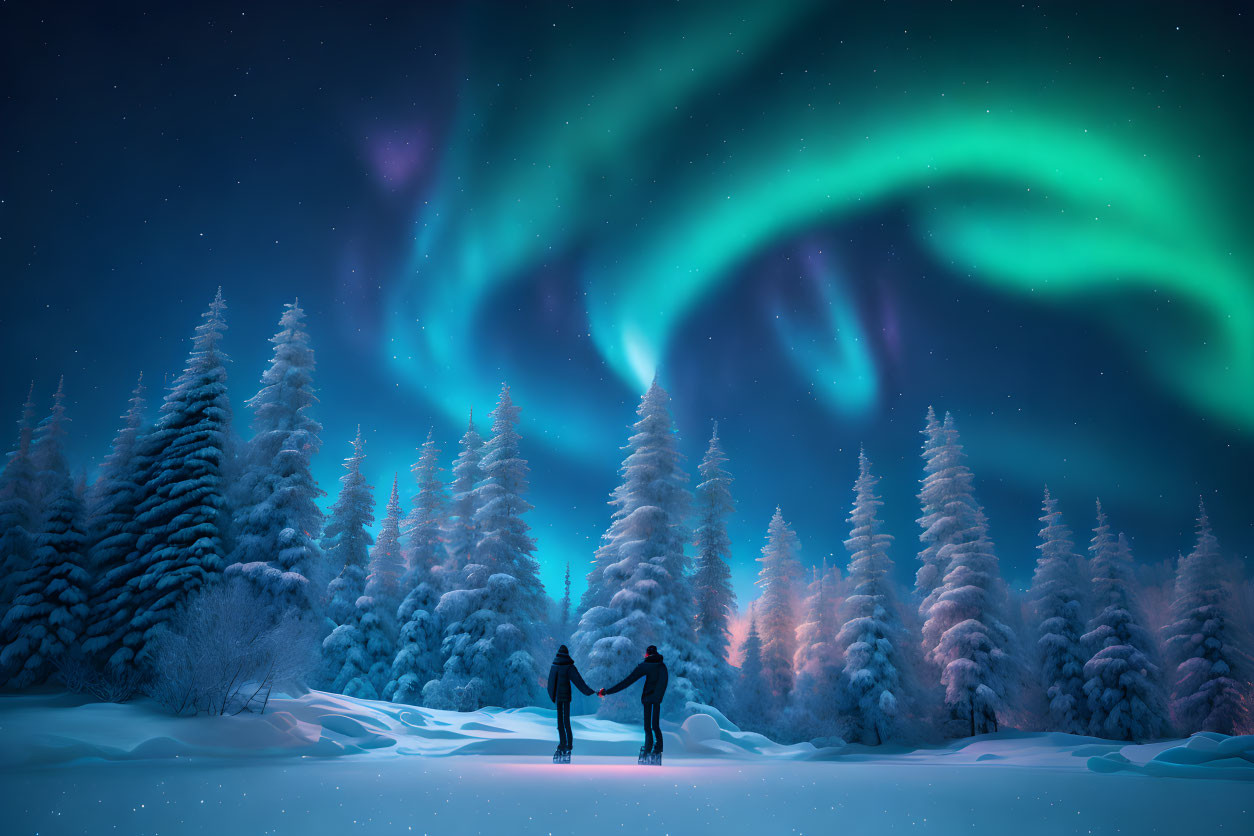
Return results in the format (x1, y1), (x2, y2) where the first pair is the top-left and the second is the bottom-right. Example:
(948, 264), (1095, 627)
(322, 427), (374, 628)
(228, 300), (324, 611)
(444, 411), (485, 572)
(914, 406), (949, 615)
(424, 386), (545, 709)
(918, 415), (1016, 736)
(0, 384), (39, 616)
(323, 475), (402, 698)
(572, 381), (704, 719)
(366, 475), (406, 611)
(734, 614), (771, 734)
(2, 380), (90, 687)
(387, 432), (450, 704)
(755, 507), (804, 715)
(1029, 487), (1088, 733)
(1162, 503), (1251, 735)
(835, 450), (909, 744)
(403, 429), (448, 581)
(116, 289), (233, 670)
(790, 560), (842, 740)
(692, 422), (737, 708)
(82, 375), (148, 666)
(559, 562), (572, 635)
(1082, 503), (1167, 741)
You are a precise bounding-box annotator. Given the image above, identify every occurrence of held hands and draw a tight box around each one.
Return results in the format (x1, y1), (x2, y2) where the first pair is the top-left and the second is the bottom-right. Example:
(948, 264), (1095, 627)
(597, 688), (606, 698)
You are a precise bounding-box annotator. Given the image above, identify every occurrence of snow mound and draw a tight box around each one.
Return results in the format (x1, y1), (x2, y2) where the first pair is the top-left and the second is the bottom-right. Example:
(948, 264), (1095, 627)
(1087, 732), (1254, 781)
(5, 690), (1246, 777)
(0, 691), (818, 765)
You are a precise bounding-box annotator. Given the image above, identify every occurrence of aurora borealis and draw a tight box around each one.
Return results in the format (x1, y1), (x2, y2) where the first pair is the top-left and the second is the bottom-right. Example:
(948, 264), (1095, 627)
(2, 1), (1251, 603)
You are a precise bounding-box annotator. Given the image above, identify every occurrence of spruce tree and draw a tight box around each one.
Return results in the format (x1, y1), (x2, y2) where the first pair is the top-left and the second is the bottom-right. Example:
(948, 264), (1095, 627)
(322, 427), (374, 628)
(1082, 503), (1167, 741)
(366, 475), (406, 611)
(734, 615), (771, 734)
(82, 375), (147, 664)
(0, 385), (39, 617)
(323, 475), (403, 698)
(914, 406), (949, 616)
(559, 562), (572, 636)
(2, 380), (90, 687)
(918, 415), (1016, 736)
(571, 381), (704, 719)
(835, 450), (909, 744)
(403, 429), (448, 581)
(424, 386), (545, 709)
(1162, 503), (1251, 735)
(1029, 487), (1088, 733)
(791, 560), (842, 740)
(755, 507), (804, 717)
(444, 411), (485, 572)
(117, 290), (233, 670)
(228, 300), (324, 612)
(692, 422), (737, 708)
(387, 432), (449, 704)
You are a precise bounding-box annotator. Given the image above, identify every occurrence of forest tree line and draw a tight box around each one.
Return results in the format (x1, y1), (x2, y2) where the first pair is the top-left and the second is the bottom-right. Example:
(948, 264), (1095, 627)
(0, 290), (1250, 743)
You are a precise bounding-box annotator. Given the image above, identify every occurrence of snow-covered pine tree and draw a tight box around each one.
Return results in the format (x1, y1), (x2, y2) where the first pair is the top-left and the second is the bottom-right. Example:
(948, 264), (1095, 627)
(692, 422), (737, 709)
(918, 415), (1017, 737)
(734, 613), (772, 734)
(227, 300), (324, 613)
(1162, 503), (1251, 735)
(424, 385), (545, 709)
(571, 380), (704, 719)
(115, 289), (233, 671)
(81, 375), (147, 664)
(914, 406), (949, 617)
(386, 573), (444, 704)
(0, 385), (39, 617)
(559, 562), (572, 636)
(1082, 503), (1167, 741)
(755, 507), (805, 717)
(322, 474), (403, 698)
(835, 450), (909, 745)
(1028, 487), (1088, 734)
(443, 411), (484, 572)
(790, 560), (842, 741)
(322, 427), (374, 628)
(403, 429), (448, 582)
(366, 475), (406, 608)
(1, 380), (90, 687)
(386, 432), (450, 704)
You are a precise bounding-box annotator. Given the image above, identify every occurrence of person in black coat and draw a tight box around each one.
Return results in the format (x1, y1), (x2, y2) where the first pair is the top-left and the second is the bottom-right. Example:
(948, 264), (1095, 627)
(598, 645), (669, 756)
(547, 644), (594, 754)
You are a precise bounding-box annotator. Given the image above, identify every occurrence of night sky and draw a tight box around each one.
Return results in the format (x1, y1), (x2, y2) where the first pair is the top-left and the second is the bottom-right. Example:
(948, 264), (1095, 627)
(3, 1), (1252, 606)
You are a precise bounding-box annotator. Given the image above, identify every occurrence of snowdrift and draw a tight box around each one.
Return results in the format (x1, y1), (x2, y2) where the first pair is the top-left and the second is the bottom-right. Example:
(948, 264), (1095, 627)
(1, 689), (1251, 782)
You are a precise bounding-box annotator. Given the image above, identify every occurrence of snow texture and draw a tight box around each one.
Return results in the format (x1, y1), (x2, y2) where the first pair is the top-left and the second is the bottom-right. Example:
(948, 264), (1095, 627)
(0, 691), (1249, 836)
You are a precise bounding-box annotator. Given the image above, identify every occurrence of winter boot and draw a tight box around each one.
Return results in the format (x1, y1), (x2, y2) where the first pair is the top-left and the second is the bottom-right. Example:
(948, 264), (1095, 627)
(638, 745), (650, 765)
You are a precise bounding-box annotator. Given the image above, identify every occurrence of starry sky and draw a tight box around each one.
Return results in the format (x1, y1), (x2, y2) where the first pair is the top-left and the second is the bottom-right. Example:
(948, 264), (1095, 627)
(3, 1), (1252, 606)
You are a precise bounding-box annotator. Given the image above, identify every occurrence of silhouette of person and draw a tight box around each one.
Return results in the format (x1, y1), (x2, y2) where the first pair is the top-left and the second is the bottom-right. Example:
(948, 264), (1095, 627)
(599, 645), (669, 760)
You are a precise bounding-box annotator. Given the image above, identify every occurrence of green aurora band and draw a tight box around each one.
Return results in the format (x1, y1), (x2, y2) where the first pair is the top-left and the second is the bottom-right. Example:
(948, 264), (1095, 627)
(388, 1), (1253, 445)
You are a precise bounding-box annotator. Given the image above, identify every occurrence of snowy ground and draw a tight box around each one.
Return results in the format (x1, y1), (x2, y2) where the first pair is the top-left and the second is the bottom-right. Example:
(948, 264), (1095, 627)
(1, 691), (1250, 835)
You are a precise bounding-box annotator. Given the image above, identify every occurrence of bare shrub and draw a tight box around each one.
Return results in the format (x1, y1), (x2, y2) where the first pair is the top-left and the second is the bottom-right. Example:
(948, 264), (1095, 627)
(51, 651), (144, 703)
(146, 578), (319, 716)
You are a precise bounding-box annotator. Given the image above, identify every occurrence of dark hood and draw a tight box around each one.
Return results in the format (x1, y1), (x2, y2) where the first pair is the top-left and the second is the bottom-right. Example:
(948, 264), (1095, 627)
(552, 649), (574, 666)
(643, 651), (664, 664)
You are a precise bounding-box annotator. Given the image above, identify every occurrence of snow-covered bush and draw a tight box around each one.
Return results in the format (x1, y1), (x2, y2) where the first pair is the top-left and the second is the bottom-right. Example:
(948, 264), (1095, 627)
(146, 579), (318, 716)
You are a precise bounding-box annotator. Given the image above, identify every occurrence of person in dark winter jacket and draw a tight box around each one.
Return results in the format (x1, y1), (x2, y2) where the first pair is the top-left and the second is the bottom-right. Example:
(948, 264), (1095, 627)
(548, 645), (594, 755)
(598, 645), (669, 755)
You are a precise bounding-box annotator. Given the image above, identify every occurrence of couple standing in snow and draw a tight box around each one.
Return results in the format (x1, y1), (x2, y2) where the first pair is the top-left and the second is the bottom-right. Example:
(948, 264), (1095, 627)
(547, 644), (669, 763)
